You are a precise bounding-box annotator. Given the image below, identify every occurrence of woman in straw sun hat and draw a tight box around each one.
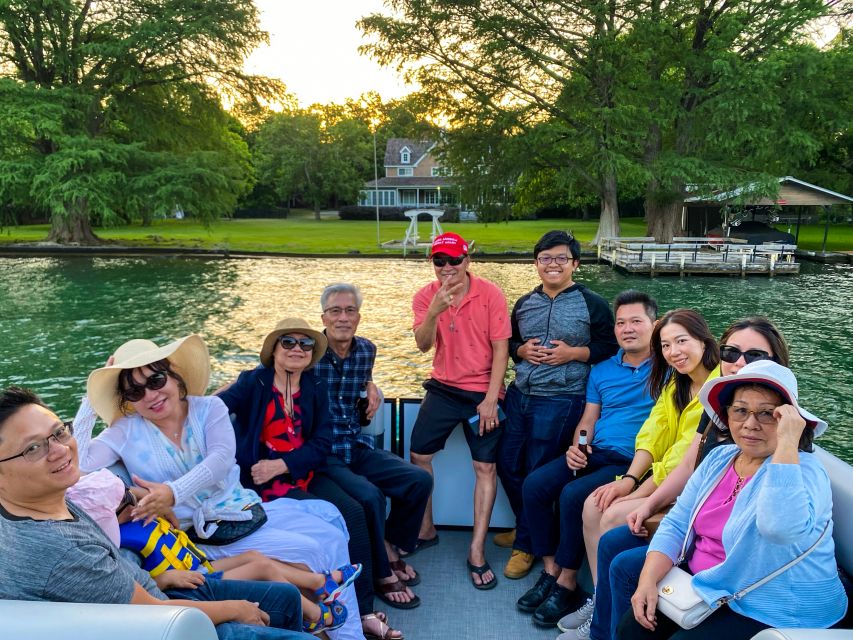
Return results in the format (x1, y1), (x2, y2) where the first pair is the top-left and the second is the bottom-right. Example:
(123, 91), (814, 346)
(620, 360), (845, 639)
(72, 333), (365, 640)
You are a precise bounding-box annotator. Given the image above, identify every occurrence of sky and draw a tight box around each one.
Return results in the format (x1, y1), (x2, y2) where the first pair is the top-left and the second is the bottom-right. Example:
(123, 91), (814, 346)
(245, 0), (414, 107)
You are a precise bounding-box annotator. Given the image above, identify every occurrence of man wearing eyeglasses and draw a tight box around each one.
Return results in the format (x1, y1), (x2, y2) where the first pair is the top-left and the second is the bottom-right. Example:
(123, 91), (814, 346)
(0, 386), (312, 639)
(410, 232), (511, 590)
(314, 283), (432, 609)
(497, 230), (618, 582)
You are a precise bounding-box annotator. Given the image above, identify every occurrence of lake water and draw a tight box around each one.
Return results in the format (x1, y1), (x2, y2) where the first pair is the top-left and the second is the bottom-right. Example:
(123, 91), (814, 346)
(1, 256), (851, 461)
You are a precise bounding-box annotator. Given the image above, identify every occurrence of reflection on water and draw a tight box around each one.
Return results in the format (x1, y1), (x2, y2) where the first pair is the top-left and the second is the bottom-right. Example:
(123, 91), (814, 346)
(0, 257), (851, 461)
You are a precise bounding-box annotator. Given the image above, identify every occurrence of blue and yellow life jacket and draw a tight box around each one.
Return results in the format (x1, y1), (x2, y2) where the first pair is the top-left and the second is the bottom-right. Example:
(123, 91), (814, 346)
(120, 518), (215, 577)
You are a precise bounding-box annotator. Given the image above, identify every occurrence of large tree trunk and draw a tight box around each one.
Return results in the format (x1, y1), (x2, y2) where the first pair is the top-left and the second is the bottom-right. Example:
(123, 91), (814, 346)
(645, 196), (684, 243)
(47, 198), (100, 244)
(592, 172), (620, 245)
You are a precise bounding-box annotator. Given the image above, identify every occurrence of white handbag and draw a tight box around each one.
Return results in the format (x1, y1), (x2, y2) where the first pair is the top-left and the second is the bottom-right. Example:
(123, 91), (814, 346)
(656, 461), (830, 629)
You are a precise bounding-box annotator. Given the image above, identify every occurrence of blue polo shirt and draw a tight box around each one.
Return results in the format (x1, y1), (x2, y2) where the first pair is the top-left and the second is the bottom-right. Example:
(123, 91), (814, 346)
(586, 349), (654, 459)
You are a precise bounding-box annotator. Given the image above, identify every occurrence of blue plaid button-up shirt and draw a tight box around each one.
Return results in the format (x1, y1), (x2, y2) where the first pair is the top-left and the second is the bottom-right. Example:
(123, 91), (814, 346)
(314, 335), (377, 463)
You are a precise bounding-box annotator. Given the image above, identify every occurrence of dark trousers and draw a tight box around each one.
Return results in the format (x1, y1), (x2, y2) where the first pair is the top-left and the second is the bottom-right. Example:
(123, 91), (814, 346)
(590, 525), (649, 640)
(322, 446), (433, 580)
(287, 473), (374, 614)
(617, 602), (770, 640)
(168, 577), (310, 640)
(522, 450), (630, 569)
(497, 385), (584, 552)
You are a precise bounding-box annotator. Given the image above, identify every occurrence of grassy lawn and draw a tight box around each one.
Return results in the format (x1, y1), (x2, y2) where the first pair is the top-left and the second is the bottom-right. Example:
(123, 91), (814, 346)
(1, 212), (850, 253)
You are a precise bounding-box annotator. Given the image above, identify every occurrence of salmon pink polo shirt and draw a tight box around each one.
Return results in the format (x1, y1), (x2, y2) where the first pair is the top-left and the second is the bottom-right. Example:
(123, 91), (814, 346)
(413, 273), (512, 394)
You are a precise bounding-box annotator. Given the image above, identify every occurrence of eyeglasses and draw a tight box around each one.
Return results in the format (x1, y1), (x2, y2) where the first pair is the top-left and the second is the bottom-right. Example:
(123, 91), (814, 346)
(121, 371), (169, 402)
(115, 487), (138, 516)
(431, 255), (466, 267)
(726, 406), (778, 425)
(324, 306), (359, 317)
(719, 345), (772, 365)
(0, 421), (74, 464)
(536, 255), (573, 265)
(279, 335), (316, 351)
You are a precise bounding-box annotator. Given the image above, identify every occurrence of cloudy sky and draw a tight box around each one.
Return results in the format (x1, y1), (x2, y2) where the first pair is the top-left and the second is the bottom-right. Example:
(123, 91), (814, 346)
(245, 0), (413, 106)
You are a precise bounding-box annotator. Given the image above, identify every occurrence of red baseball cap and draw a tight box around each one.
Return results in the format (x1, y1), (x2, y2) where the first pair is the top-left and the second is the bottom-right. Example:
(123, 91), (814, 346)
(430, 232), (469, 258)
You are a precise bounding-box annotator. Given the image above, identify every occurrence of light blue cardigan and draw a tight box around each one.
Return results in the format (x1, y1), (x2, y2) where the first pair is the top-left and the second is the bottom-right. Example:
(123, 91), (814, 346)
(650, 444), (847, 628)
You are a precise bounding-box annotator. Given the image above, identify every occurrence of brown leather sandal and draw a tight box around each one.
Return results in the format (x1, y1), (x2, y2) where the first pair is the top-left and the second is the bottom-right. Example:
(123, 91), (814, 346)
(362, 612), (404, 640)
(389, 559), (421, 586)
(375, 577), (421, 609)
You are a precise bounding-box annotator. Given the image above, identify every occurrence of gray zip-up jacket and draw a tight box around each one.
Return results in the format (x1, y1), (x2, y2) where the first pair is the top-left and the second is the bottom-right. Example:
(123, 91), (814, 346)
(509, 283), (617, 396)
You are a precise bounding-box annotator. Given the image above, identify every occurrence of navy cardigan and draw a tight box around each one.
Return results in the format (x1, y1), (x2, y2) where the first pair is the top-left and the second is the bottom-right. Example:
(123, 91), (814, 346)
(216, 366), (333, 493)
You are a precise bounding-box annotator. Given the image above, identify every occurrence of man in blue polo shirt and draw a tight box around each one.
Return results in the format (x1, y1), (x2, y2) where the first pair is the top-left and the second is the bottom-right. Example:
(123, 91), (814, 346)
(515, 290), (657, 630)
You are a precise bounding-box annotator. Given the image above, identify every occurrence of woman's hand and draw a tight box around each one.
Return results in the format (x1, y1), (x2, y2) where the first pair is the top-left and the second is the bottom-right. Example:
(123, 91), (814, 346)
(774, 404), (807, 449)
(590, 477), (634, 511)
(631, 579), (660, 631)
(251, 459), (286, 485)
(154, 570), (206, 590)
(131, 475), (176, 525)
(626, 502), (653, 537)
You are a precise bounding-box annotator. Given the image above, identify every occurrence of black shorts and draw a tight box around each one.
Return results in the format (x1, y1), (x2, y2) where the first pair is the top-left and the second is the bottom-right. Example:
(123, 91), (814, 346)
(409, 379), (503, 463)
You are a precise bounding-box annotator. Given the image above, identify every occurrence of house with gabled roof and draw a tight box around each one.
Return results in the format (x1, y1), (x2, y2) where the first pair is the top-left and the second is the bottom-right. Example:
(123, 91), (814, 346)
(360, 138), (457, 208)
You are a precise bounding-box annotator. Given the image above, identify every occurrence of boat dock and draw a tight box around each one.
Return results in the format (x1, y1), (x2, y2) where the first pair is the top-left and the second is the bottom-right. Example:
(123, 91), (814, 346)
(598, 237), (800, 276)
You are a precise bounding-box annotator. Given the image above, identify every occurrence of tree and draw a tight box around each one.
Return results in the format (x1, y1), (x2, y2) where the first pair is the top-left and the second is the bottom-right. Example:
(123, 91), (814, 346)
(0, 0), (283, 242)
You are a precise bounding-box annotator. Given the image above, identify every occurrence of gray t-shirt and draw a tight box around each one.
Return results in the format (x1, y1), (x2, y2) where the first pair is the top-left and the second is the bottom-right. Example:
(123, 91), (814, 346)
(0, 499), (166, 603)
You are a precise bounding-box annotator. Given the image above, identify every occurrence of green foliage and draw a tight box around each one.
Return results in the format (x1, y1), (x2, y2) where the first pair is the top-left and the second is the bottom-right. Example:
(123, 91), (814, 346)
(0, 0), (281, 241)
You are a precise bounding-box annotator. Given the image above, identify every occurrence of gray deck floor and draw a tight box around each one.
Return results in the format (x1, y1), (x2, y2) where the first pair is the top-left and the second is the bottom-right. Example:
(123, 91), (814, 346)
(379, 529), (562, 640)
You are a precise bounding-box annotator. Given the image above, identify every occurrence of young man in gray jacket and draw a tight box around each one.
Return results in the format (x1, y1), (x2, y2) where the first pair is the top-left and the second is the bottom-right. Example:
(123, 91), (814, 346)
(497, 230), (617, 579)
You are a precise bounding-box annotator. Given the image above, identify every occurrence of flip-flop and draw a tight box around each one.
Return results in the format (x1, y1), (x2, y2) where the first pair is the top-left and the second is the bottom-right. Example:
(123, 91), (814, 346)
(389, 559), (421, 586)
(375, 577), (421, 610)
(467, 560), (498, 590)
(398, 534), (439, 558)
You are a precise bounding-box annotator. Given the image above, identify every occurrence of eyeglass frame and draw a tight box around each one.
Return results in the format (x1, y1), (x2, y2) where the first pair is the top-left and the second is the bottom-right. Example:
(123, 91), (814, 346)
(278, 335), (316, 352)
(323, 306), (360, 317)
(536, 254), (575, 265)
(725, 405), (779, 426)
(0, 420), (75, 464)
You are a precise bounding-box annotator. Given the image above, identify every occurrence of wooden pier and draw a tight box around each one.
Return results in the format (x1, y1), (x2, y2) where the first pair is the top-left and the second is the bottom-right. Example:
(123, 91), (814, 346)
(599, 237), (800, 277)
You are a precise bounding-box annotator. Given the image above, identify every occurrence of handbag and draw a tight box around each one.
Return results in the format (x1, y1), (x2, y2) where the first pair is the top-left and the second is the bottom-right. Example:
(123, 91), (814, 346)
(186, 502), (268, 546)
(657, 490), (830, 629)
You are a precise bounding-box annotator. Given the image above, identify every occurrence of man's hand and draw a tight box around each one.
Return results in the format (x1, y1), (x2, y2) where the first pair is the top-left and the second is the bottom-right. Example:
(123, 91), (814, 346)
(476, 397), (500, 436)
(566, 444), (593, 471)
(365, 381), (381, 420)
(517, 338), (547, 365)
(131, 476), (176, 525)
(226, 601), (271, 626)
(251, 459), (286, 485)
(426, 277), (466, 318)
(539, 339), (578, 366)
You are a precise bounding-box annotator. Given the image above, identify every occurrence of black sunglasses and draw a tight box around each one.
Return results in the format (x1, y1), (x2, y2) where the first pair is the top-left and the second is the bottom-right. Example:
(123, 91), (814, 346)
(121, 371), (169, 402)
(279, 335), (316, 352)
(719, 345), (772, 365)
(432, 255), (466, 267)
(115, 487), (138, 515)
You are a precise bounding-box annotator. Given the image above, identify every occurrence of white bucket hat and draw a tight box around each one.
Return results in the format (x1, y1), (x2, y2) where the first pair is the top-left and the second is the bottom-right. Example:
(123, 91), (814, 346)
(699, 359), (826, 437)
(87, 334), (210, 426)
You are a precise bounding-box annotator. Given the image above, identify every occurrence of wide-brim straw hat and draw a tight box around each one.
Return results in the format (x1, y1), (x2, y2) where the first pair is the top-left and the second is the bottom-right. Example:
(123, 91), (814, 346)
(699, 359), (826, 437)
(260, 318), (327, 369)
(87, 334), (210, 426)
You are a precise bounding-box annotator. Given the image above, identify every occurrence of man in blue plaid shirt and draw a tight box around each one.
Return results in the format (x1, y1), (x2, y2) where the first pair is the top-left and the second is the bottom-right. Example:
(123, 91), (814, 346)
(315, 283), (432, 609)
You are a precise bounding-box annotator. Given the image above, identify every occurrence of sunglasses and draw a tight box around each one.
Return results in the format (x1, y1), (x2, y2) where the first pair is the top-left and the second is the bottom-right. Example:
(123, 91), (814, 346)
(115, 487), (138, 516)
(432, 255), (466, 267)
(121, 371), (169, 402)
(279, 335), (316, 352)
(719, 345), (772, 365)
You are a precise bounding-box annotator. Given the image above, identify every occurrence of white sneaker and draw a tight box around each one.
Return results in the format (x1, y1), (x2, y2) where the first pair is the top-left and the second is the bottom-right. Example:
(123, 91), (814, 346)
(557, 597), (594, 631)
(556, 617), (591, 640)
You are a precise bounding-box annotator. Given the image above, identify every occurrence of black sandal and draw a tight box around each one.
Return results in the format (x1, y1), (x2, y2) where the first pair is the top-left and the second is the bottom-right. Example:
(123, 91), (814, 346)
(467, 559), (498, 590)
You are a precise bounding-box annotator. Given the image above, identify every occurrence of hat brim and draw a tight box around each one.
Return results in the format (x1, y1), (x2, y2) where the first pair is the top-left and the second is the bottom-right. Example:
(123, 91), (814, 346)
(700, 372), (826, 437)
(260, 327), (327, 369)
(87, 334), (210, 426)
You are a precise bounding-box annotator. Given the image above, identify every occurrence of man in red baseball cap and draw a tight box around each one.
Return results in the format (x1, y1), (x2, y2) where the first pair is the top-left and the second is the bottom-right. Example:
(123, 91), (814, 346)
(409, 232), (511, 590)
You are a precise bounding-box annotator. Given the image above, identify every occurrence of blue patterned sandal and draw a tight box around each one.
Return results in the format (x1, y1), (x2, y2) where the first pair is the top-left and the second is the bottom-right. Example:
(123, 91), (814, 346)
(303, 600), (348, 635)
(315, 563), (363, 603)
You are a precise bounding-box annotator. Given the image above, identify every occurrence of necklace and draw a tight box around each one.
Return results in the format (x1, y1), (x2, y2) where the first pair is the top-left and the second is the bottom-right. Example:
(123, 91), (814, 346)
(724, 473), (746, 505)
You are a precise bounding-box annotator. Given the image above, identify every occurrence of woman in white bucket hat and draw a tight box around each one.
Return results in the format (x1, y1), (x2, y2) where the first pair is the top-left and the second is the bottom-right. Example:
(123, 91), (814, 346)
(72, 334), (364, 640)
(622, 360), (845, 639)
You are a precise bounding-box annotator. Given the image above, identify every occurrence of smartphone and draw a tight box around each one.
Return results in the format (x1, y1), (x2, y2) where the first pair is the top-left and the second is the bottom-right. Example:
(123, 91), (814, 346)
(467, 405), (507, 433)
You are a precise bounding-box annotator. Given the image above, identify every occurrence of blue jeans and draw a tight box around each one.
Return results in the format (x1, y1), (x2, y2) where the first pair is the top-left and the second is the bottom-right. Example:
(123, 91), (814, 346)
(522, 449), (629, 568)
(497, 384), (584, 552)
(589, 525), (648, 640)
(168, 578), (312, 640)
